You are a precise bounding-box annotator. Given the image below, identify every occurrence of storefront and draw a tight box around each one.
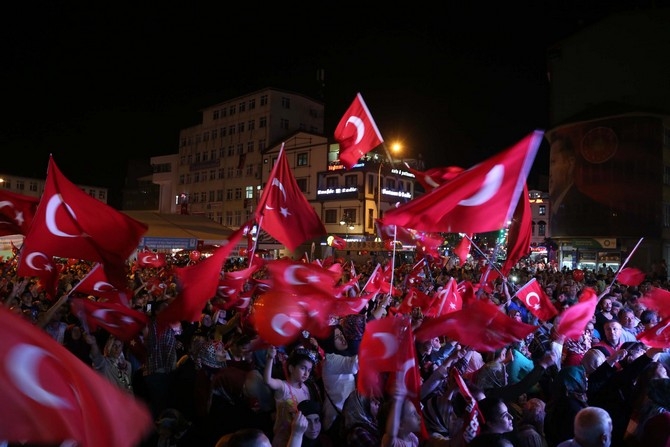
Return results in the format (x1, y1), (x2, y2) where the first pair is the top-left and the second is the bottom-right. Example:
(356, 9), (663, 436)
(557, 238), (620, 271)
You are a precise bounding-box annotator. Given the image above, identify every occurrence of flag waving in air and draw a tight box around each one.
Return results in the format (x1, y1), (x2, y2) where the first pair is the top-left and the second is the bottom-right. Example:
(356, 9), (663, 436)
(334, 93), (384, 170)
(515, 278), (558, 322)
(255, 144), (326, 252)
(383, 130), (543, 234)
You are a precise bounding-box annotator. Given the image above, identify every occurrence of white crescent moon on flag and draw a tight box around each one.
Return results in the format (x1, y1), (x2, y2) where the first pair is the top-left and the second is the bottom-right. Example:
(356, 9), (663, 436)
(525, 292), (541, 310)
(0, 201), (14, 210)
(7, 344), (73, 409)
(271, 313), (303, 336)
(140, 254), (156, 264)
(458, 165), (504, 207)
(655, 321), (670, 336)
(45, 195), (80, 238)
(372, 332), (398, 359)
(26, 252), (50, 271)
(91, 309), (135, 328)
(284, 265), (310, 285)
(345, 116), (365, 144)
(93, 281), (115, 292)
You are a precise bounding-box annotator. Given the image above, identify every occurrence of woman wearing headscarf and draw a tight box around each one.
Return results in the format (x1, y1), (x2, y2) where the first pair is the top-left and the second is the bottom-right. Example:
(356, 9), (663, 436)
(543, 365), (588, 447)
(83, 332), (133, 393)
(317, 313), (365, 440)
(341, 389), (382, 447)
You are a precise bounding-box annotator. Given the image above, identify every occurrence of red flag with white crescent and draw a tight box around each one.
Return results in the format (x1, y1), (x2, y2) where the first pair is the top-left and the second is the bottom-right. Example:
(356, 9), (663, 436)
(515, 278), (559, 322)
(0, 189), (39, 236)
(70, 297), (148, 342)
(334, 93), (384, 170)
(555, 287), (599, 340)
(637, 317), (670, 348)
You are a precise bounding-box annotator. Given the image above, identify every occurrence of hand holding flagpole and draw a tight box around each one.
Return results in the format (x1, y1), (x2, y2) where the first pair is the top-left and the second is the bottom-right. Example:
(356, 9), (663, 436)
(608, 237), (644, 289)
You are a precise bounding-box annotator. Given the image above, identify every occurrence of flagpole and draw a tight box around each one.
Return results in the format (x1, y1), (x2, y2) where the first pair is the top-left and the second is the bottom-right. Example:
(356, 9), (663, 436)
(608, 236), (644, 289)
(464, 233), (506, 280)
(389, 225), (397, 297)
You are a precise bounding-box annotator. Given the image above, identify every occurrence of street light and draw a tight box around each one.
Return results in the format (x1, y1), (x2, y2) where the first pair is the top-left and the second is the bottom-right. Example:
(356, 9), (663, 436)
(376, 142), (403, 221)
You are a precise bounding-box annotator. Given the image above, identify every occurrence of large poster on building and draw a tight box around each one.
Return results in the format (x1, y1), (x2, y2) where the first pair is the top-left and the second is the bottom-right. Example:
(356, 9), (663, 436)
(547, 116), (662, 238)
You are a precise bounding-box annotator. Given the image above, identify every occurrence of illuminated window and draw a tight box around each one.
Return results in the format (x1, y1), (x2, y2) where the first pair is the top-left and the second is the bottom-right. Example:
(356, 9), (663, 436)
(297, 152), (308, 166)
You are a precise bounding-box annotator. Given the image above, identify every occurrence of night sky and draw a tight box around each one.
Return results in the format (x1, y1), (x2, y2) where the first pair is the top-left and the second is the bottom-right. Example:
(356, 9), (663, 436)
(3, 1), (663, 207)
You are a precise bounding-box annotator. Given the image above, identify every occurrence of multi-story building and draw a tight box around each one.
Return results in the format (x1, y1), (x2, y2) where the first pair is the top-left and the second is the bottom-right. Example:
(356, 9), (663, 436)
(0, 173), (108, 203)
(546, 8), (670, 272)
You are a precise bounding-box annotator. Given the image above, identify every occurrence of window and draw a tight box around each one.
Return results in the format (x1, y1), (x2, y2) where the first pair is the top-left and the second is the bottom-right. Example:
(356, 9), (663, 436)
(202, 152), (208, 161)
(99, 191), (106, 200)
(200, 192), (206, 202)
(227, 167), (234, 178)
(221, 127), (227, 137)
(281, 97), (291, 109)
(326, 177), (338, 188)
(229, 105), (236, 115)
(247, 141), (254, 152)
(219, 147), (225, 158)
(260, 95), (268, 106)
(16, 180), (24, 190)
(194, 172), (200, 183)
(229, 125), (235, 135)
(221, 108), (227, 117)
(296, 178), (307, 193)
(238, 122), (244, 133)
(345, 175), (357, 187)
(538, 205), (546, 215)
(211, 129), (217, 139)
(226, 189), (233, 200)
(235, 188), (242, 199)
(88, 189), (95, 198)
(325, 209), (338, 224)
(246, 164), (253, 176)
(217, 190), (223, 201)
(225, 211), (233, 226)
(248, 98), (256, 110)
(209, 190), (215, 201)
(234, 210), (242, 226)
(29, 181), (38, 192)
(218, 168), (224, 179)
(368, 208), (374, 229)
(213, 110), (219, 120)
(202, 131), (209, 141)
(259, 117), (267, 128)
(259, 139), (266, 151)
(245, 186), (254, 198)
(309, 108), (318, 118)
(297, 152), (308, 166)
(538, 220), (547, 236)
(280, 118), (289, 129)
(248, 120), (255, 131)
(228, 146), (235, 156)
(239, 102), (246, 112)
(209, 170), (216, 180)
(195, 152), (201, 163)
(342, 209), (356, 223)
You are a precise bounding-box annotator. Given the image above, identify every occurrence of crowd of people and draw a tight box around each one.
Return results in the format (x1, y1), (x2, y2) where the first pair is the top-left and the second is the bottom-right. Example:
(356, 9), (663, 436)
(3, 252), (670, 447)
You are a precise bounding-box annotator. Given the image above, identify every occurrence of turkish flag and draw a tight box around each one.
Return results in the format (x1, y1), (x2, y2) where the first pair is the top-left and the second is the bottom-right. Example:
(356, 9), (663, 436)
(412, 230), (444, 260)
(255, 144), (326, 252)
(637, 317), (670, 348)
(357, 315), (409, 398)
(426, 277), (463, 317)
(18, 156), (147, 287)
(616, 267), (646, 287)
(329, 235), (347, 250)
(501, 184), (532, 276)
(136, 250), (167, 268)
(266, 258), (342, 295)
(639, 287), (670, 318)
(454, 234), (472, 266)
(375, 218), (416, 245)
(451, 369), (484, 443)
(216, 257), (263, 308)
(70, 263), (132, 306)
(157, 224), (246, 326)
(383, 130), (543, 234)
(70, 297), (148, 342)
(404, 165), (465, 192)
(362, 263), (392, 296)
(396, 287), (436, 315)
(0, 306), (152, 446)
(415, 299), (538, 352)
(0, 189), (39, 236)
(555, 287), (599, 340)
(334, 93), (384, 170)
(15, 249), (59, 299)
(515, 278), (559, 322)
(458, 280), (477, 308)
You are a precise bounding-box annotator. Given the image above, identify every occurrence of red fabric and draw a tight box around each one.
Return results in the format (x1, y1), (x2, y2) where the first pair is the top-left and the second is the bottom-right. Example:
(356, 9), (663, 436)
(396, 287), (436, 315)
(362, 263), (392, 296)
(616, 267), (646, 286)
(451, 369), (484, 442)
(412, 230), (444, 259)
(415, 298), (537, 352)
(426, 277), (463, 317)
(405, 165), (465, 192)
(0, 189), (39, 236)
(266, 258), (342, 295)
(636, 317), (670, 348)
(555, 287), (599, 340)
(375, 218), (415, 245)
(454, 234), (472, 265)
(255, 145), (326, 252)
(70, 297), (148, 342)
(329, 235), (347, 250)
(334, 93), (384, 170)
(18, 157), (147, 288)
(70, 263), (132, 306)
(640, 287), (670, 318)
(515, 278), (559, 322)
(501, 184), (532, 276)
(383, 130), (543, 234)
(216, 257), (263, 308)
(157, 224), (246, 326)
(136, 250), (167, 268)
(0, 306), (152, 446)
(16, 251), (59, 299)
(458, 280), (477, 307)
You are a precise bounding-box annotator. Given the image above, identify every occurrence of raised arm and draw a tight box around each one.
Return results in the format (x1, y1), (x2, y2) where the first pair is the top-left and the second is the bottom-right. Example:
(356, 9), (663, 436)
(263, 345), (283, 391)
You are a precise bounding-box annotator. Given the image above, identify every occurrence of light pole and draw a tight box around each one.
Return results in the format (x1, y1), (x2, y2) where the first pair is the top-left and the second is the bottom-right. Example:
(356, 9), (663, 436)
(377, 142), (403, 221)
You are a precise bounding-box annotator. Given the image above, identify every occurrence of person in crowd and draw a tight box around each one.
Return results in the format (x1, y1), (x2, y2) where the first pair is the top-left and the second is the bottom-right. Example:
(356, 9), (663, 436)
(63, 323), (91, 365)
(264, 345), (321, 447)
(341, 389), (382, 447)
(83, 331), (133, 393)
(514, 397), (548, 447)
(543, 366), (589, 447)
(379, 391), (423, 447)
(634, 377), (670, 447)
(556, 406), (612, 447)
(318, 313), (364, 440)
(639, 308), (659, 331)
(593, 320), (626, 357)
(624, 361), (669, 444)
(214, 428), (272, 447)
(594, 297), (616, 339)
(286, 399), (332, 447)
(469, 397), (516, 447)
(142, 300), (178, 419)
(616, 308), (639, 341)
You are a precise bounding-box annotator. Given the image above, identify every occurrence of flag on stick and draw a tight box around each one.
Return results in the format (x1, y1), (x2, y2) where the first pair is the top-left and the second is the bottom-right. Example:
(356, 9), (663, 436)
(334, 93), (384, 169)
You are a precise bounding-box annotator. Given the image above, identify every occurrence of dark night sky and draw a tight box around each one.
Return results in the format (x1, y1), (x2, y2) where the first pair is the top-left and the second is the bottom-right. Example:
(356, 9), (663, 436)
(2, 1), (662, 207)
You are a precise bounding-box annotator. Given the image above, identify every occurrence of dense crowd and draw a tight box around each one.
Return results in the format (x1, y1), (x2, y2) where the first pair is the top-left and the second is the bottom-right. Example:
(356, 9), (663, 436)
(3, 253), (670, 447)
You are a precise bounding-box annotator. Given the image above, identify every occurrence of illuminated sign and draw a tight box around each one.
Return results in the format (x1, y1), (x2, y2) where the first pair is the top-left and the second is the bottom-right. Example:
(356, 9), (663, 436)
(317, 186), (359, 196)
(381, 188), (412, 199)
(391, 168), (416, 178)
